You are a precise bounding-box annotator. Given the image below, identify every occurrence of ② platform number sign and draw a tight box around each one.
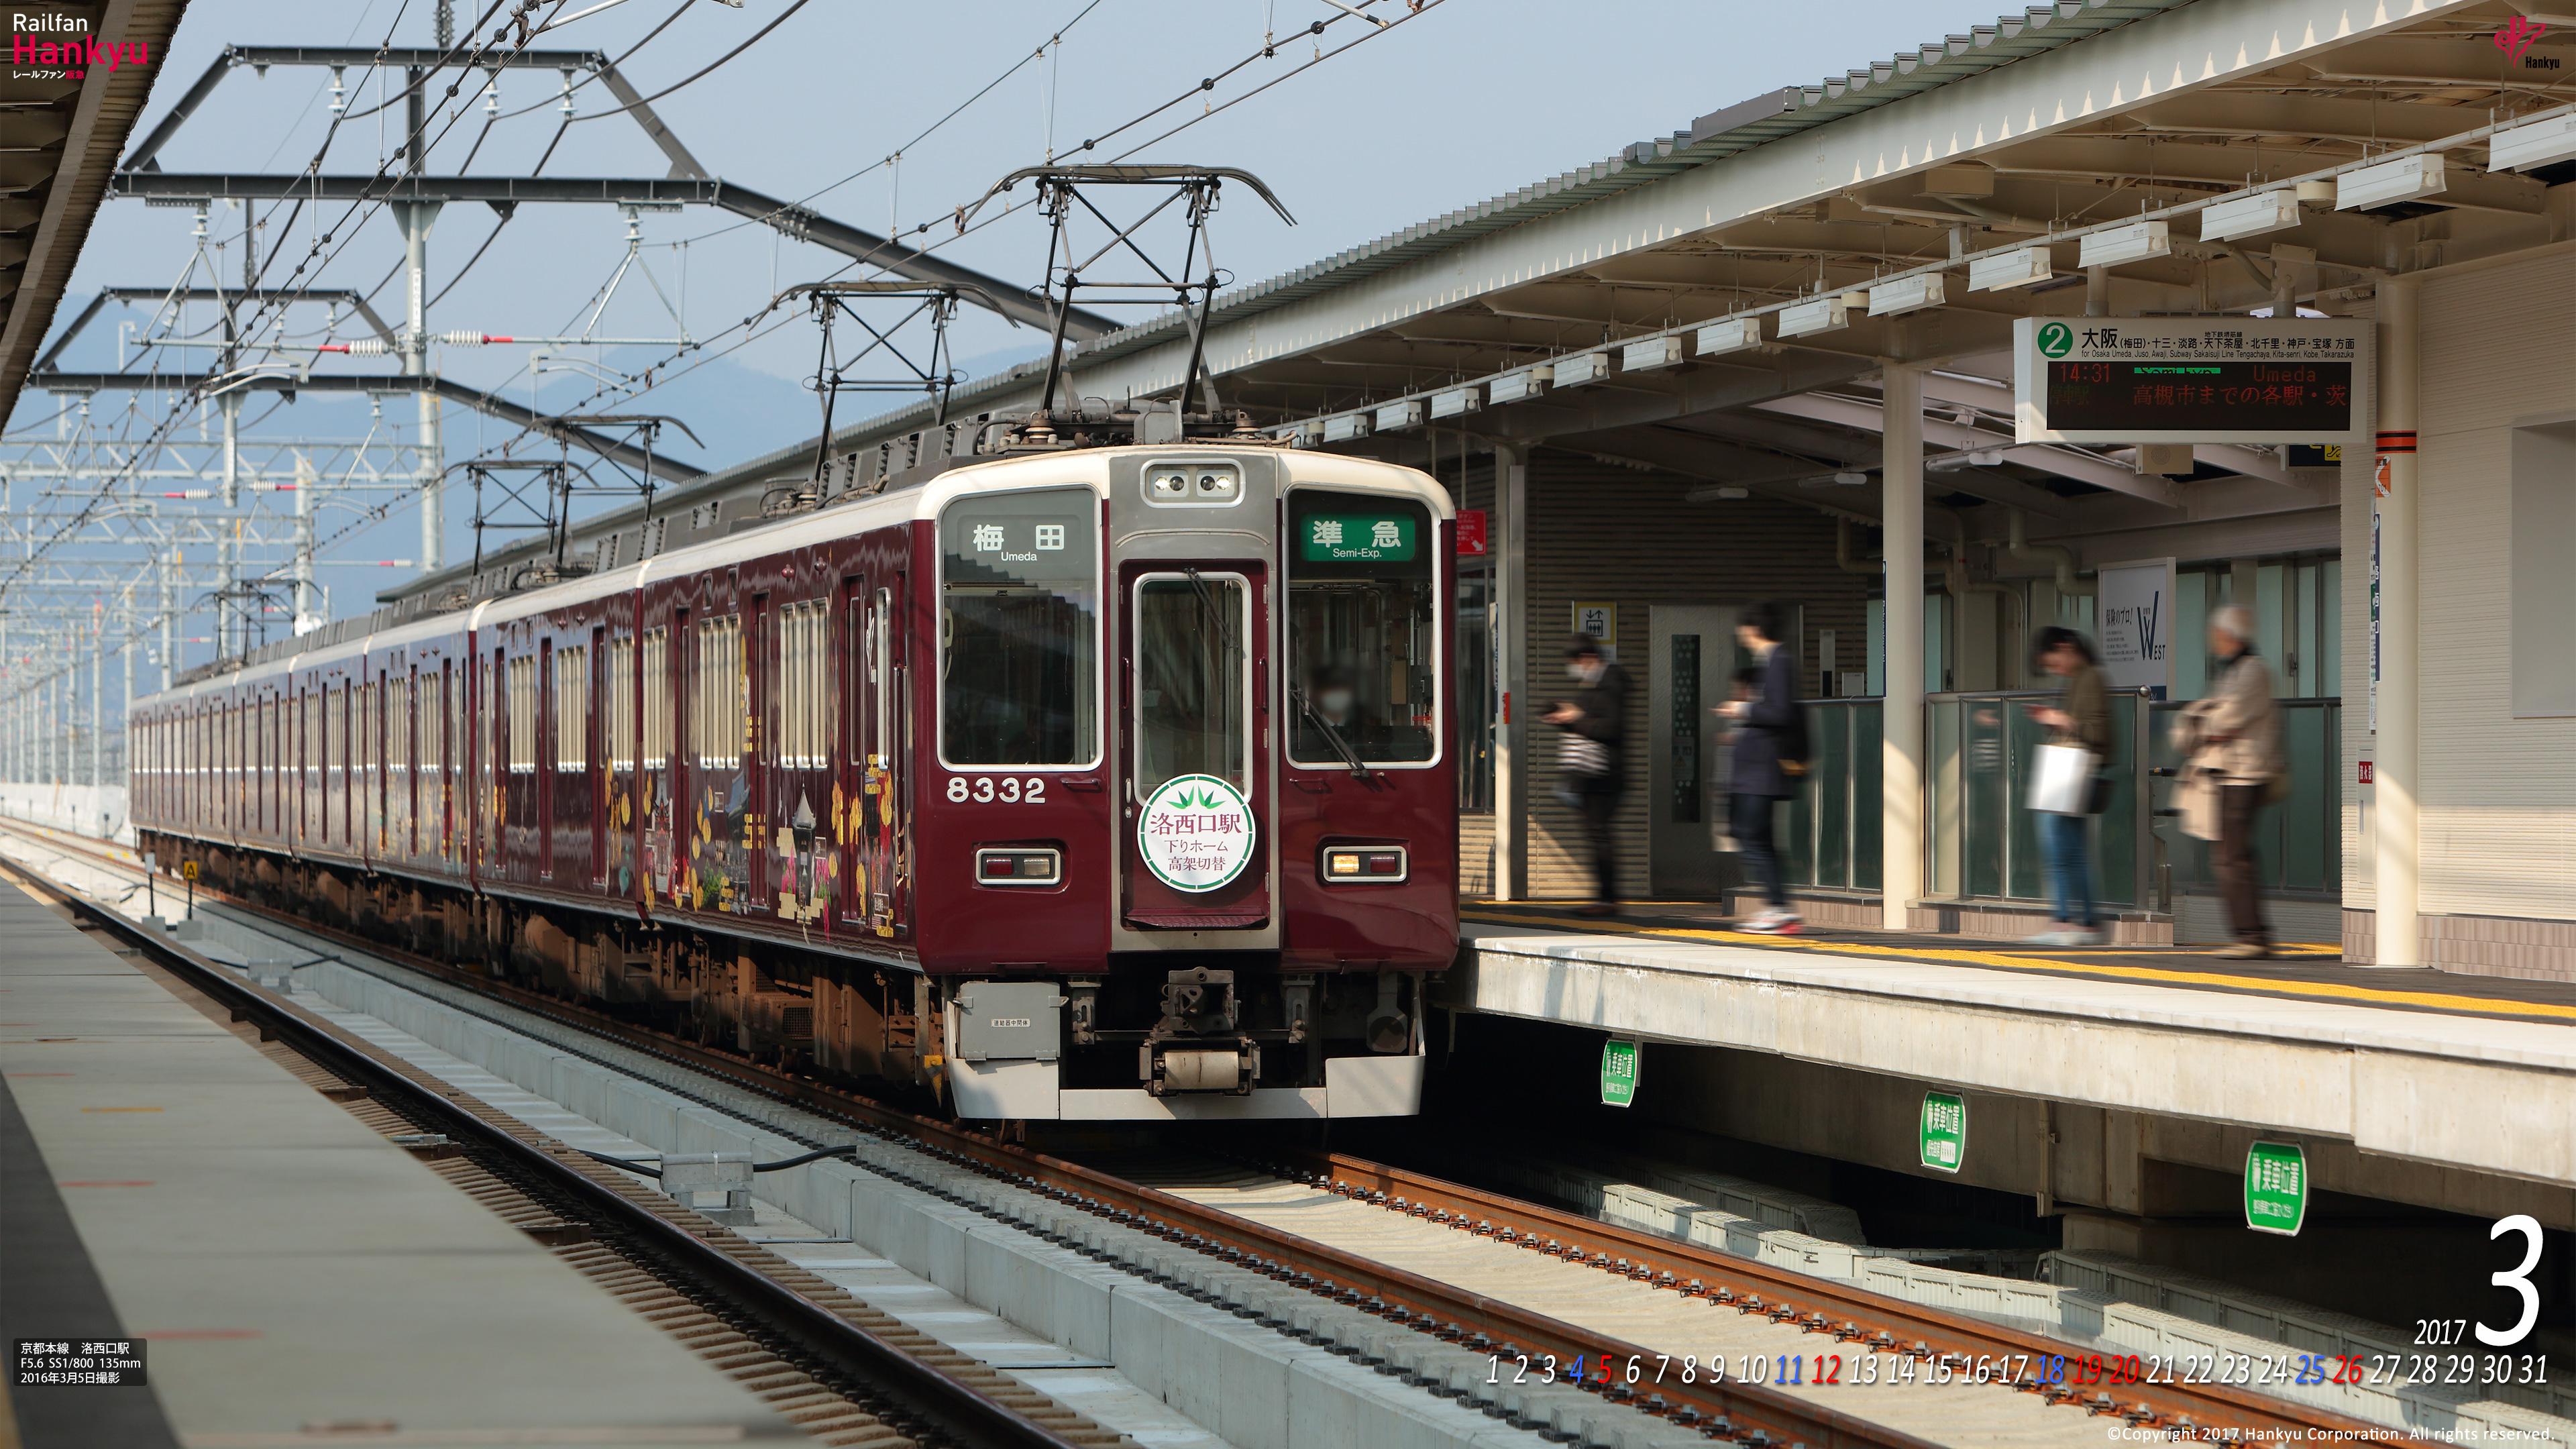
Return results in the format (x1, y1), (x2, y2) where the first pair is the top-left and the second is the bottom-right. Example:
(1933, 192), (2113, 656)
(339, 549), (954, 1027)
(1137, 773), (1256, 892)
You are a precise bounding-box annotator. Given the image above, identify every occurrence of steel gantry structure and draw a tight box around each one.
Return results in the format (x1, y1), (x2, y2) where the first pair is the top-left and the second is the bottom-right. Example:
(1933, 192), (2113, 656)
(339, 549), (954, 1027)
(3, 21), (1101, 820)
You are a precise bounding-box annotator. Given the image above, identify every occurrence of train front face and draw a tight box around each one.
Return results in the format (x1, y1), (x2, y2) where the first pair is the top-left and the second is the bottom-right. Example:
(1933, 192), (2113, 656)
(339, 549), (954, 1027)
(923, 444), (1457, 1120)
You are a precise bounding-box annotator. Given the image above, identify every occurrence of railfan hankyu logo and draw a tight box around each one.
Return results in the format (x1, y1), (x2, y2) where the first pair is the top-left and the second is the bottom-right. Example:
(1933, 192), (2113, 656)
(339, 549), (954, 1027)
(11, 11), (152, 79)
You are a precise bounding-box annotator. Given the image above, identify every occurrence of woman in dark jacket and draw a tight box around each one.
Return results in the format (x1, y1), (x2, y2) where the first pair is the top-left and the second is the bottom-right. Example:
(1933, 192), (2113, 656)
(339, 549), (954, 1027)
(1545, 635), (1628, 917)
(2027, 627), (2111, 946)
(1719, 602), (1803, 934)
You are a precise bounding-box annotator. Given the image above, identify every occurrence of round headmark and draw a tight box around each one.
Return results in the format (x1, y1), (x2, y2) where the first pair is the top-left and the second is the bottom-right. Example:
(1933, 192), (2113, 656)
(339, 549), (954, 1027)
(1136, 773), (1256, 893)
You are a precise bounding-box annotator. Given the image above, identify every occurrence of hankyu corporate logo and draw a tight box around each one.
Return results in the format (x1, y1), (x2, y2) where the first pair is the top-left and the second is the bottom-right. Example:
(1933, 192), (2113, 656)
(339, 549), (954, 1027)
(11, 11), (152, 80)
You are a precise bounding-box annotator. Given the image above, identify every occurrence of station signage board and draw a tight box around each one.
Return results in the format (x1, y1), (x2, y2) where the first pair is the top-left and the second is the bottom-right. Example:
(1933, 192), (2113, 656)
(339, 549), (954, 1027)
(1919, 1091), (1967, 1173)
(2243, 1140), (2309, 1236)
(1599, 1038), (1641, 1108)
(2013, 317), (2367, 445)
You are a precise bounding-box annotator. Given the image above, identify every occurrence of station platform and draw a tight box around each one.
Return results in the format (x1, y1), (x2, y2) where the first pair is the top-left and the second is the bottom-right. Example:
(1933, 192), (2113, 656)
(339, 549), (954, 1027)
(1442, 902), (2576, 1212)
(0, 876), (798, 1448)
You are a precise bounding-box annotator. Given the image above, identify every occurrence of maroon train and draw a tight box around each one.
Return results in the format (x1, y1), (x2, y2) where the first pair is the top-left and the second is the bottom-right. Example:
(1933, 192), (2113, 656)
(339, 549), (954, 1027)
(130, 438), (1458, 1119)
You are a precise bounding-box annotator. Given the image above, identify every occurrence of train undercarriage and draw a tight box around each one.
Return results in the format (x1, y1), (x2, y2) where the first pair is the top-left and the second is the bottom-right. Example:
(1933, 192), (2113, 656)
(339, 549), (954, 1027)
(147, 833), (1430, 1121)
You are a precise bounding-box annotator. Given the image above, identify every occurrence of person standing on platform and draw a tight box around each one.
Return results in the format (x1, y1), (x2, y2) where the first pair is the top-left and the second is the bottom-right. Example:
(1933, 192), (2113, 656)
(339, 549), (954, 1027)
(1546, 635), (1629, 918)
(1721, 602), (1805, 934)
(2024, 627), (2111, 947)
(2172, 604), (2286, 959)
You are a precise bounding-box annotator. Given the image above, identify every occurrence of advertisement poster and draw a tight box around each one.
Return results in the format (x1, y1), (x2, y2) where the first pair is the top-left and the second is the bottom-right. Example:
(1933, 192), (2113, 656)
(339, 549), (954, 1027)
(2096, 559), (2177, 696)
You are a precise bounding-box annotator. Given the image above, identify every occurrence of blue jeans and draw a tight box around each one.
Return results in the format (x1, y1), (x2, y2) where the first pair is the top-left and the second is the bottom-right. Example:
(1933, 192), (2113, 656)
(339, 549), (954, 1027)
(2041, 810), (2097, 928)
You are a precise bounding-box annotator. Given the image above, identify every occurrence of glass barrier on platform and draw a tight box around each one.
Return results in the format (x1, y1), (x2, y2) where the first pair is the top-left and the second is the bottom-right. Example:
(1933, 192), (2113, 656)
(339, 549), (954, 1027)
(2148, 696), (2343, 902)
(1779, 699), (1882, 893)
(1923, 689), (2155, 910)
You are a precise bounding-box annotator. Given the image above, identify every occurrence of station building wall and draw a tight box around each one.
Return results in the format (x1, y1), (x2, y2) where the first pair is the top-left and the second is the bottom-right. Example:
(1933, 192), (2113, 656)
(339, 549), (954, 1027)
(2343, 242), (2576, 978)
(1507, 455), (1875, 902)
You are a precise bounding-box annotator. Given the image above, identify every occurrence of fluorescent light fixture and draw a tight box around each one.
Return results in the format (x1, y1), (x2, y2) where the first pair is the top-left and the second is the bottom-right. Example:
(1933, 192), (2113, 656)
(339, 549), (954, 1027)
(1428, 386), (1480, 419)
(1695, 317), (1762, 356)
(2337, 153), (2445, 211)
(1621, 336), (1684, 373)
(2078, 219), (2169, 269)
(2198, 190), (2302, 244)
(1274, 421), (1320, 447)
(1868, 272), (1950, 317)
(1831, 471), (1868, 486)
(1776, 294), (1851, 339)
(2294, 179), (2336, 205)
(1373, 399), (1423, 432)
(1489, 366), (1551, 405)
(1321, 413), (1371, 443)
(1968, 246), (2051, 292)
(1554, 351), (1613, 388)
(2491, 112), (2576, 172)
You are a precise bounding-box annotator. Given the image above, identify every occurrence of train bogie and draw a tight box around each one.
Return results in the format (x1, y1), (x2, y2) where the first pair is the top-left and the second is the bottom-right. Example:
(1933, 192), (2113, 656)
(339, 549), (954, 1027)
(131, 438), (1458, 1120)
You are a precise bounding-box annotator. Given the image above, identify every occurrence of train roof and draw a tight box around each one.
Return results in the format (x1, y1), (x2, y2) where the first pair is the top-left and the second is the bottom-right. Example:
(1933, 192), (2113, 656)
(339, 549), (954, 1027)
(138, 445), (1446, 713)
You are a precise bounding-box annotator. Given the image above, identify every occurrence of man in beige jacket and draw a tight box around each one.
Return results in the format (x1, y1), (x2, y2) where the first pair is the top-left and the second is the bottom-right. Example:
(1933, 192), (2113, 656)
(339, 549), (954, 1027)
(2171, 604), (2286, 959)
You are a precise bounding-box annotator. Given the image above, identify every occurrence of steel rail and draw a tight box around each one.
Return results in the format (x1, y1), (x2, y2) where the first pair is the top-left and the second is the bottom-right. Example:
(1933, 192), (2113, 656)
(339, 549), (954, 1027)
(1291, 1152), (2380, 1440)
(0, 841), (1091, 1449)
(5, 819), (2383, 1445)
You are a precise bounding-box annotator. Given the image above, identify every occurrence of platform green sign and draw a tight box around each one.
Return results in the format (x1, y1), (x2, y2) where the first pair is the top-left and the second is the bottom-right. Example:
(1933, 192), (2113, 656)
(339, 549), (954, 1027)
(1300, 513), (1416, 563)
(1599, 1039), (1640, 1108)
(1919, 1091), (1966, 1173)
(2244, 1140), (2308, 1236)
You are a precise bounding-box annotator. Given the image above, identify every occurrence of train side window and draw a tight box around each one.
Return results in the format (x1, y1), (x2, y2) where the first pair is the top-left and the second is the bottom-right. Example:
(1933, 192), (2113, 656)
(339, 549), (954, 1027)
(642, 627), (669, 769)
(693, 614), (741, 771)
(555, 645), (588, 771)
(937, 486), (1099, 767)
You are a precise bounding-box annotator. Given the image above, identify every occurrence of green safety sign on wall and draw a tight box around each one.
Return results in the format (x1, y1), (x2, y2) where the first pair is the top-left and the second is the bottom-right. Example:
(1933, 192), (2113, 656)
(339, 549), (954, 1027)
(1599, 1039), (1641, 1108)
(1919, 1091), (1967, 1173)
(2244, 1140), (2308, 1237)
(1300, 513), (1416, 563)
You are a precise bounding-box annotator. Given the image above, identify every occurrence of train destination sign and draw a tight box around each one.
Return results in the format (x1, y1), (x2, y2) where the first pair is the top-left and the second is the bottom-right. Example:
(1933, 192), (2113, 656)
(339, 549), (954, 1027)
(1301, 513), (1417, 564)
(1136, 773), (1257, 892)
(2013, 317), (2366, 445)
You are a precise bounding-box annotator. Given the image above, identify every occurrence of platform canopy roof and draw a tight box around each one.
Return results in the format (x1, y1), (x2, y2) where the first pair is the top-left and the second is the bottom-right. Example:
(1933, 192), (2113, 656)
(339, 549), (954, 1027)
(394, 0), (2576, 600)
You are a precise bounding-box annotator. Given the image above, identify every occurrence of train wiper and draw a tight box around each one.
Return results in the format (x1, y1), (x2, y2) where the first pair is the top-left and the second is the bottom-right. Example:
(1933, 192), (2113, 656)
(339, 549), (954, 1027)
(1291, 685), (1375, 785)
(1181, 567), (1234, 651)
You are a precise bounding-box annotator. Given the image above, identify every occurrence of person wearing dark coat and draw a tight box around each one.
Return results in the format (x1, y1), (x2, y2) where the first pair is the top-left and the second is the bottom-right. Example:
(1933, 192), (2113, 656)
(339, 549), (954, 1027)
(1545, 635), (1629, 918)
(1719, 602), (1804, 933)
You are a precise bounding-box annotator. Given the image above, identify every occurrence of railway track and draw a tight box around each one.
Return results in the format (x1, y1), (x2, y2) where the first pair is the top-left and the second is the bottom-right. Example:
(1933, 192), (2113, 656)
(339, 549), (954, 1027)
(1, 816), (2386, 1448)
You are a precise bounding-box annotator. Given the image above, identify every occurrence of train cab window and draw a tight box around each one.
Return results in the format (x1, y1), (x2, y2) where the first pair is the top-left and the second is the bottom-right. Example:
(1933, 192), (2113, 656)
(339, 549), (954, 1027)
(1285, 489), (1439, 767)
(938, 486), (1098, 767)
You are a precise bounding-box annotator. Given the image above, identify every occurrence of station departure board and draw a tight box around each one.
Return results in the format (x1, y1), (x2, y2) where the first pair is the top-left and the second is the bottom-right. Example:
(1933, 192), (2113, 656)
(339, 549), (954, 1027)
(2013, 317), (2367, 446)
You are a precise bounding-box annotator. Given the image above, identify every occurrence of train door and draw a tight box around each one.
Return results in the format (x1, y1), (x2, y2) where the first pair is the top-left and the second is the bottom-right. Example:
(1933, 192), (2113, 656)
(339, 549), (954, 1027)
(590, 623), (608, 885)
(538, 639), (555, 879)
(1119, 561), (1269, 928)
(745, 590), (769, 910)
(837, 579), (868, 930)
(1648, 604), (1743, 898)
(846, 576), (907, 936)
(671, 606), (691, 908)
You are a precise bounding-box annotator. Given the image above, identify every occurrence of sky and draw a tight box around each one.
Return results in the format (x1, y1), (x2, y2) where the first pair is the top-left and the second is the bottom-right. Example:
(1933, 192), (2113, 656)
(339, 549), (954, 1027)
(29, 0), (2019, 614)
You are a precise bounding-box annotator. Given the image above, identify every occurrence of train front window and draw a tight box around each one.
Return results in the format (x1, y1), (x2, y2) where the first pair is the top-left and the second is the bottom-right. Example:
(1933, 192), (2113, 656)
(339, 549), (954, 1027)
(939, 487), (1099, 767)
(1132, 574), (1249, 797)
(1285, 490), (1438, 767)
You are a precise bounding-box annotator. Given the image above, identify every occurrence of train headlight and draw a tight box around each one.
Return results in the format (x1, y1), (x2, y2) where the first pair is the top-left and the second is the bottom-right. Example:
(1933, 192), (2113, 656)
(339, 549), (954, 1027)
(1148, 471), (1190, 500)
(976, 847), (1063, 886)
(1322, 846), (1407, 883)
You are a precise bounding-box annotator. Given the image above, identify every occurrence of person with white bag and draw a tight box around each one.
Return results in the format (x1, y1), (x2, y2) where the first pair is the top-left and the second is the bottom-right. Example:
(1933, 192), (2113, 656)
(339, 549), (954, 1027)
(2023, 627), (2111, 947)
